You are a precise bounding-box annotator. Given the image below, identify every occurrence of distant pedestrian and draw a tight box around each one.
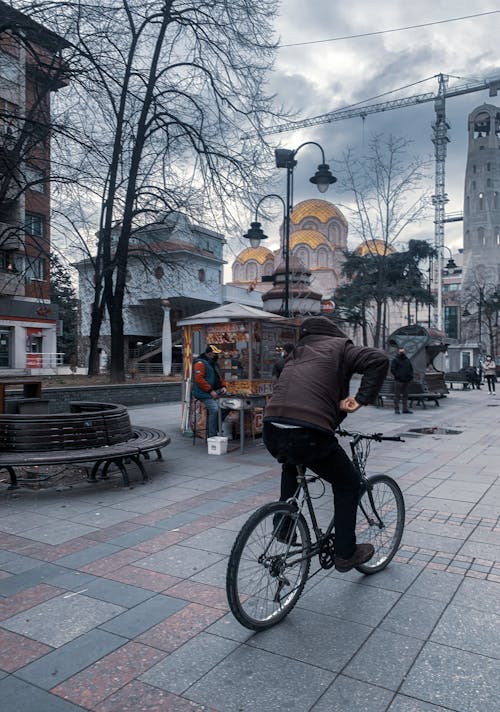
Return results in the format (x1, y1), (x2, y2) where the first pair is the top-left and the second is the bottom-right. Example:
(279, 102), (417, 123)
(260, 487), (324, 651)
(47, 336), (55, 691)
(391, 347), (414, 414)
(482, 355), (497, 395)
(272, 343), (294, 383)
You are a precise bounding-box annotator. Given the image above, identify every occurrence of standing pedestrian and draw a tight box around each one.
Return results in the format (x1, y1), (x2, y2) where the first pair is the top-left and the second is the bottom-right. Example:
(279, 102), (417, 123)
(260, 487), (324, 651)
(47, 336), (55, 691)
(482, 354), (497, 395)
(391, 346), (414, 414)
(272, 343), (294, 383)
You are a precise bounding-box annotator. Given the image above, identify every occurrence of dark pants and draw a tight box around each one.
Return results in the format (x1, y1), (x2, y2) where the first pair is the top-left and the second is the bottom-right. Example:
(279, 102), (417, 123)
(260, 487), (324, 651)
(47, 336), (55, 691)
(485, 375), (496, 393)
(263, 422), (360, 559)
(394, 381), (410, 411)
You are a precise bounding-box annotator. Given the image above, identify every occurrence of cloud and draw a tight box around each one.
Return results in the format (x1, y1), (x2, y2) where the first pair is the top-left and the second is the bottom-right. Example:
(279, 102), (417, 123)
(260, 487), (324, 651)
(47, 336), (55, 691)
(254, 1), (500, 253)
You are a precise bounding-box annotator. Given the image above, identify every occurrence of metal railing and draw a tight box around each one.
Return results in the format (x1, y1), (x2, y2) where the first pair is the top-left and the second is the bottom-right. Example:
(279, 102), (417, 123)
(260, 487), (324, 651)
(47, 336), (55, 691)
(25, 352), (65, 369)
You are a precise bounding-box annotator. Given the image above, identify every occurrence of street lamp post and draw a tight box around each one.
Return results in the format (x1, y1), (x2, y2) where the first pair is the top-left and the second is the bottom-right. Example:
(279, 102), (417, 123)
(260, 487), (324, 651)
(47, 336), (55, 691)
(274, 143), (336, 317)
(436, 244), (457, 331)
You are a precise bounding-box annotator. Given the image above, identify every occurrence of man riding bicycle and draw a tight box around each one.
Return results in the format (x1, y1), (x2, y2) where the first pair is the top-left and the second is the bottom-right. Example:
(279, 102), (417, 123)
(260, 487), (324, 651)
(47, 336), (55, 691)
(263, 316), (388, 572)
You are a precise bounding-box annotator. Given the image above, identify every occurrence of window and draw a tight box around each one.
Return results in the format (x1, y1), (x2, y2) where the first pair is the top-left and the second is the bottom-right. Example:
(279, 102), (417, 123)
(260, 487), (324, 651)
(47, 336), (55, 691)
(25, 213), (44, 237)
(444, 306), (458, 339)
(0, 51), (18, 82)
(461, 351), (472, 369)
(198, 268), (206, 282)
(479, 193), (484, 211)
(25, 257), (44, 282)
(154, 266), (164, 279)
(495, 192), (499, 210)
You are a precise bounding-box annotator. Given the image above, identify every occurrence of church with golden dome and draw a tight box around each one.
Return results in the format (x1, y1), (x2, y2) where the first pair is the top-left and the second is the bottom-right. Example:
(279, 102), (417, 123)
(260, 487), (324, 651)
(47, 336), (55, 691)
(231, 198), (349, 308)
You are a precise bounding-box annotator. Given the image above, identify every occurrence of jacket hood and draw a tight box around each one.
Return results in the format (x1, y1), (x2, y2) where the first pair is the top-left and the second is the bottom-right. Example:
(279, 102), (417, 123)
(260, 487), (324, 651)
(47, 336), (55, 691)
(299, 316), (347, 339)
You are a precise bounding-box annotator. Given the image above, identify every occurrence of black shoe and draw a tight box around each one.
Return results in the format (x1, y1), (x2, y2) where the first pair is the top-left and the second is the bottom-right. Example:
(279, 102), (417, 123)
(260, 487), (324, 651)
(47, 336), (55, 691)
(402, 410), (413, 414)
(335, 543), (375, 572)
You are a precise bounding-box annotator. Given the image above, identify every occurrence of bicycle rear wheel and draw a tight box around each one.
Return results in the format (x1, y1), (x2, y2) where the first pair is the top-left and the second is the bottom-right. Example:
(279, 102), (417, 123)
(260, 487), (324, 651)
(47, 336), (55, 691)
(226, 502), (311, 630)
(355, 474), (405, 574)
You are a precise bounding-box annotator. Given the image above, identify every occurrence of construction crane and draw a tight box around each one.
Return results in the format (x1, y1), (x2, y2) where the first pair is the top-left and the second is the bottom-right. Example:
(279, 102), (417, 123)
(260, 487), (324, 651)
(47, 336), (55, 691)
(264, 73), (500, 330)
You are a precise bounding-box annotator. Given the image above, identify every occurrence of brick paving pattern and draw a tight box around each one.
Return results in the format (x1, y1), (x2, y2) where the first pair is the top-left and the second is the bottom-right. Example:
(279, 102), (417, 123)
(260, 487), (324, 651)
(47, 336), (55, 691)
(0, 388), (499, 711)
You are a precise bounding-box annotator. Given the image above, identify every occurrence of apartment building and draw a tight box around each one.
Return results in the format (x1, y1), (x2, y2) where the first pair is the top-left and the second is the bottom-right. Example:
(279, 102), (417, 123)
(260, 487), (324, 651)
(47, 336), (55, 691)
(0, 1), (68, 372)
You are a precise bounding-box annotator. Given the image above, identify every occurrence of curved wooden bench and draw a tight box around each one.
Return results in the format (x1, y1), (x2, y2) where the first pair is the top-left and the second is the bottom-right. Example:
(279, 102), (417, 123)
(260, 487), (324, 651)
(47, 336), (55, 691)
(0, 402), (171, 489)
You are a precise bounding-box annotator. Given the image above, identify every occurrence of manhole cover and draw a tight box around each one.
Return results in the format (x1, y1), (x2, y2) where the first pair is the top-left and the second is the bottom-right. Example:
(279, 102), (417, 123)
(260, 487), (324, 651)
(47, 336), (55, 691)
(409, 427), (462, 435)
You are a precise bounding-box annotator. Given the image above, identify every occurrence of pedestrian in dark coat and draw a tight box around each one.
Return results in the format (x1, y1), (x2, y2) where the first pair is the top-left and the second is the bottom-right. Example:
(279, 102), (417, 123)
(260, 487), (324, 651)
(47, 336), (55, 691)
(391, 347), (414, 414)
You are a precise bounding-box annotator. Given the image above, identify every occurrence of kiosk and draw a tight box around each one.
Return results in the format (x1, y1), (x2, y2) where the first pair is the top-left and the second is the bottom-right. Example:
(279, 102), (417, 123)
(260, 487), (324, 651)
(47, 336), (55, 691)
(387, 324), (449, 394)
(178, 304), (298, 451)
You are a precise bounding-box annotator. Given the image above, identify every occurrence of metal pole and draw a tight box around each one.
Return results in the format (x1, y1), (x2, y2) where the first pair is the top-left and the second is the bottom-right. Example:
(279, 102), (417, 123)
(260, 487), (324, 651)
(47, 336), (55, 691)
(478, 288), (483, 350)
(284, 161), (293, 318)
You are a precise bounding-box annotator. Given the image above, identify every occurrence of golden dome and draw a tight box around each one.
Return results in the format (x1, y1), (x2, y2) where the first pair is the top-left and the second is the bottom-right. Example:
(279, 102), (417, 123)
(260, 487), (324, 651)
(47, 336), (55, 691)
(355, 239), (396, 257)
(290, 230), (332, 250)
(235, 246), (275, 265)
(290, 199), (347, 225)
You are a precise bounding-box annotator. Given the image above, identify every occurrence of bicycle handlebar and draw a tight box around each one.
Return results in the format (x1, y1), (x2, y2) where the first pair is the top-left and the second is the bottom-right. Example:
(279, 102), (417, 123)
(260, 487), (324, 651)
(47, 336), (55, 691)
(336, 428), (405, 443)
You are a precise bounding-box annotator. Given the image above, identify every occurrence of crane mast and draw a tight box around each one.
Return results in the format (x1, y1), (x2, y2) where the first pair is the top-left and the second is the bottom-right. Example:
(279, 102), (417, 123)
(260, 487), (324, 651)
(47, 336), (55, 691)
(264, 73), (500, 330)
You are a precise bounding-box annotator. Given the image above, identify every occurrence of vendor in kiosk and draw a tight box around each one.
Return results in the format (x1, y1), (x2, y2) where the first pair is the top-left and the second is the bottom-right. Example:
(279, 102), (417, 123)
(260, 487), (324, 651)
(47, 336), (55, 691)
(192, 345), (230, 438)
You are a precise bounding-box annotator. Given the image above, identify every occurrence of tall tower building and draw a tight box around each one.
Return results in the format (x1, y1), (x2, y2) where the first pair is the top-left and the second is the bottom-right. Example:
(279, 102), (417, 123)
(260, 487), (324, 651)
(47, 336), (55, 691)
(462, 103), (500, 285)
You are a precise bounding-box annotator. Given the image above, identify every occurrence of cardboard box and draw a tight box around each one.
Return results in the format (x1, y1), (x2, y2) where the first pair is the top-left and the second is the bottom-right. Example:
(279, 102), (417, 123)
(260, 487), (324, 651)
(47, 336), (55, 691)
(207, 436), (228, 455)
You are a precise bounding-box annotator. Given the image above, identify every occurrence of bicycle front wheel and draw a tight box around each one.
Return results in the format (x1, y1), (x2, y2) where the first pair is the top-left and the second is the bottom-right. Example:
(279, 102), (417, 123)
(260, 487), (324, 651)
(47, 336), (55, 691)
(226, 502), (311, 630)
(355, 474), (405, 574)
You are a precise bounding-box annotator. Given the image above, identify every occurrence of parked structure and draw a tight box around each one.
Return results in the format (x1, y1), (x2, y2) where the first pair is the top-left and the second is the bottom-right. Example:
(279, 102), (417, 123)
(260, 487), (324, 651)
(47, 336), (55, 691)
(0, 2), (68, 373)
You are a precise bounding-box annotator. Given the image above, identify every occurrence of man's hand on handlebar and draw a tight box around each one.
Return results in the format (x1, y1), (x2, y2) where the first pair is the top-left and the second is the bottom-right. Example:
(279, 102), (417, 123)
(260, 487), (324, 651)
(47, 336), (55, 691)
(339, 396), (362, 413)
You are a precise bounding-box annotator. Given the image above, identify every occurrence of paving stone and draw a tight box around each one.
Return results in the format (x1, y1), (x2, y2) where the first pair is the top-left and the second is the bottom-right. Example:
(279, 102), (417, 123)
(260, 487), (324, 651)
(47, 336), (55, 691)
(0, 676), (84, 712)
(105, 525), (164, 547)
(140, 631), (238, 694)
(185, 643), (335, 711)
(102, 564), (181, 592)
(0, 628), (52, 672)
(401, 641), (500, 710)
(248, 606), (371, 671)
(134, 545), (224, 578)
(92, 680), (211, 712)
(99, 593), (187, 638)
(54, 543), (122, 569)
(388, 694), (452, 710)
(178, 527), (238, 556)
(80, 577), (156, 607)
(152, 512), (202, 530)
(190, 557), (228, 588)
(0, 563), (71, 596)
(310, 674), (393, 711)
(299, 576), (400, 626)
(458, 539), (500, 560)
(205, 612), (256, 643)
(16, 629), (127, 688)
(21, 522), (98, 545)
(0, 553), (50, 574)
(2, 593), (124, 646)
(51, 641), (166, 708)
(402, 530), (464, 553)
(452, 576), (500, 615)
(406, 568), (462, 602)
(186, 500), (234, 516)
(41, 570), (98, 592)
(344, 629), (423, 690)
(430, 604), (500, 657)
(136, 602), (224, 652)
(342, 562), (422, 593)
(380, 593), (448, 639)
(0, 583), (64, 619)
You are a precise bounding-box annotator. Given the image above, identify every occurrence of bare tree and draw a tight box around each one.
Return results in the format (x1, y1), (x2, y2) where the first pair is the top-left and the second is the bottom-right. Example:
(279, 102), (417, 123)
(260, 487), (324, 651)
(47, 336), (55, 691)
(337, 134), (432, 346)
(19, 0), (280, 380)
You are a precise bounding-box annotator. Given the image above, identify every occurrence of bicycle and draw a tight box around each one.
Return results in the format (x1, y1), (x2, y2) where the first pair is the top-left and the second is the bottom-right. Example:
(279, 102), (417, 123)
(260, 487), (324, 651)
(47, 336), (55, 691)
(226, 428), (405, 631)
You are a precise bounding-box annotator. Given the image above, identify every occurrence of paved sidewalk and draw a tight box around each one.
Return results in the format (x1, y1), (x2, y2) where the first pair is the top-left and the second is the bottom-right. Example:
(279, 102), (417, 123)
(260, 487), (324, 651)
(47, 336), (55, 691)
(0, 388), (499, 711)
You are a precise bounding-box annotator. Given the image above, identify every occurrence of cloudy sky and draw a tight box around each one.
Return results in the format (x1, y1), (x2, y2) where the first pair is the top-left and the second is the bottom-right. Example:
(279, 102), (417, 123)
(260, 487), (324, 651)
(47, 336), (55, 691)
(250, 1), (500, 256)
